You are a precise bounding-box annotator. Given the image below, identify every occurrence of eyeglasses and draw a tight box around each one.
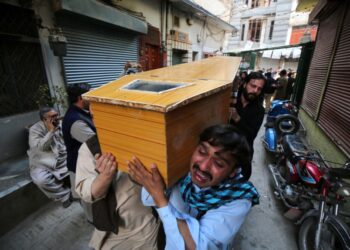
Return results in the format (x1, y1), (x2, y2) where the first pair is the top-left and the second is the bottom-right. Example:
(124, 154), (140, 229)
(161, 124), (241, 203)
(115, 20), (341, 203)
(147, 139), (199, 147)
(44, 114), (58, 119)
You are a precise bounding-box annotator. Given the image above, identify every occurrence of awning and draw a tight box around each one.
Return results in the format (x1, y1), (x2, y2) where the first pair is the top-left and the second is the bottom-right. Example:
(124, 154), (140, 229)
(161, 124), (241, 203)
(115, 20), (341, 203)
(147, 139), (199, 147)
(296, 0), (319, 12)
(55, 0), (147, 34)
(226, 42), (312, 59)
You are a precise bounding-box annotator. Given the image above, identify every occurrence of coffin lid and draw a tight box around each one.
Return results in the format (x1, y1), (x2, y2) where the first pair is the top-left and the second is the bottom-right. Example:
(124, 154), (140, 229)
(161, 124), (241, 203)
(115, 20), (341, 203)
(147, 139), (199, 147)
(83, 56), (241, 112)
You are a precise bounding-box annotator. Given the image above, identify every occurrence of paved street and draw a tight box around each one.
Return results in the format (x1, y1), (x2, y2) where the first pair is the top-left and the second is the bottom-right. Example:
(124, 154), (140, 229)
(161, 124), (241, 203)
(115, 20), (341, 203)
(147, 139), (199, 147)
(234, 124), (298, 250)
(0, 122), (298, 250)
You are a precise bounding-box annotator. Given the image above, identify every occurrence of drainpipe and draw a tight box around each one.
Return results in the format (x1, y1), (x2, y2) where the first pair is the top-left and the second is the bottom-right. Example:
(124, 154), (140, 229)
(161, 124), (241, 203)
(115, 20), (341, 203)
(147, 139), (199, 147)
(164, 0), (169, 66)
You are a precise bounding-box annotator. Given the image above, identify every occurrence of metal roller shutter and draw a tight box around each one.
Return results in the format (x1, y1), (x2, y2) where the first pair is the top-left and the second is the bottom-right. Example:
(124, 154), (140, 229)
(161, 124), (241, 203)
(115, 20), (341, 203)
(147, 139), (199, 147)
(59, 17), (139, 89)
(300, 6), (342, 118)
(318, 1), (350, 155)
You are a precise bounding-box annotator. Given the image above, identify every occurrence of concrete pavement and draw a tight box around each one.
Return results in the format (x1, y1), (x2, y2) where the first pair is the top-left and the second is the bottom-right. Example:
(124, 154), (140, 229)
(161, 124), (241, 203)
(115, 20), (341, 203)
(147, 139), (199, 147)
(0, 201), (93, 250)
(234, 126), (298, 250)
(0, 122), (298, 250)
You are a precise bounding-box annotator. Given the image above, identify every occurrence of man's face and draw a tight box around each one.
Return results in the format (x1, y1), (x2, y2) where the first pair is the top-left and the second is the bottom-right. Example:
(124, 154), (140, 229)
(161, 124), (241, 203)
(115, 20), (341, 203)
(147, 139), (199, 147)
(243, 79), (265, 101)
(79, 96), (90, 111)
(44, 110), (59, 126)
(190, 141), (237, 188)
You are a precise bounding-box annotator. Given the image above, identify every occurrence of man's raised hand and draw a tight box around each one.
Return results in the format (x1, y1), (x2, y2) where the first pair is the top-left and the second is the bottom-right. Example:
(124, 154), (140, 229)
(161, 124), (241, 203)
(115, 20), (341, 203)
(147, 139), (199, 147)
(95, 153), (118, 179)
(128, 156), (168, 208)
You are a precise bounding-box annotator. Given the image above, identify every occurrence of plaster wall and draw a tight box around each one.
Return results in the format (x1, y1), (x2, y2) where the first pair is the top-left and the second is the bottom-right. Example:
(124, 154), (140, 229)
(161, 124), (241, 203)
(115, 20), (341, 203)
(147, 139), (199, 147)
(299, 109), (348, 166)
(166, 6), (226, 64)
(117, 0), (161, 29)
(33, 0), (67, 114)
(0, 111), (39, 162)
(170, 8), (225, 53)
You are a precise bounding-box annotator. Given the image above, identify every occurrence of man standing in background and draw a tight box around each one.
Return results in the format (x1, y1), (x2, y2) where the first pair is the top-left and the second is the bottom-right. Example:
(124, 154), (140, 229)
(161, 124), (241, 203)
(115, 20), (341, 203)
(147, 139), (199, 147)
(229, 72), (266, 179)
(62, 83), (96, 220)
(274, 69), (288, 100)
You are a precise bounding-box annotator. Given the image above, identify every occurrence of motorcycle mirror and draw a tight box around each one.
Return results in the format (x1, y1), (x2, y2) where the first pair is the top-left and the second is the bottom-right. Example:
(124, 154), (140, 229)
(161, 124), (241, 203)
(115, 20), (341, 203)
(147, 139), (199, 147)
(344, 160), (350, 169)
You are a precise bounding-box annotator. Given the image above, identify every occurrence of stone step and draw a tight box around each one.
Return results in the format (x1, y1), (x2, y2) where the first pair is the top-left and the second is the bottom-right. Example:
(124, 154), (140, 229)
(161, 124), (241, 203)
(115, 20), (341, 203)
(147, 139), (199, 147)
(0, 156), (49, 236)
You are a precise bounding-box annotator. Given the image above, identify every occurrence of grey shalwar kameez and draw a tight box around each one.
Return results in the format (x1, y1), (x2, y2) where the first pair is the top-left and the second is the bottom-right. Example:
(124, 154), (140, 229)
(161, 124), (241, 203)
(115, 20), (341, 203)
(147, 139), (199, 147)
(27, 121), (70, 203)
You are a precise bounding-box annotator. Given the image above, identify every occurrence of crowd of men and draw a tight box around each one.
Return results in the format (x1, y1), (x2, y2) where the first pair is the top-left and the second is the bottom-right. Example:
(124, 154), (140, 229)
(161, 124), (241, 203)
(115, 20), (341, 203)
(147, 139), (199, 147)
(26, 68), (293, 249)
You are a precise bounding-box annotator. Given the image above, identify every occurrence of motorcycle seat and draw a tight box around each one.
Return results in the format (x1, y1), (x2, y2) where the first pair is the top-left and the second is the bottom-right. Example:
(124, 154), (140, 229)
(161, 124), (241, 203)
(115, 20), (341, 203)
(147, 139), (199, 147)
(283, 134), (309, 163)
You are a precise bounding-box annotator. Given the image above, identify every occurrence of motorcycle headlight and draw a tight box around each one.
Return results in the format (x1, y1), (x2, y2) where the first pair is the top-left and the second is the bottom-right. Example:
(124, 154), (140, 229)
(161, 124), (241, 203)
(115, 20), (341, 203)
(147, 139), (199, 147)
(336, 182), (350, 197)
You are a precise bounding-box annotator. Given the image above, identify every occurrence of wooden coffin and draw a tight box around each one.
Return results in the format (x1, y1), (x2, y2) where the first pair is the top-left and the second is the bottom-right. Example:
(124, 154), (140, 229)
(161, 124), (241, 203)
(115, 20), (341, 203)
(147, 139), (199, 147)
(83, 56), (241, 186)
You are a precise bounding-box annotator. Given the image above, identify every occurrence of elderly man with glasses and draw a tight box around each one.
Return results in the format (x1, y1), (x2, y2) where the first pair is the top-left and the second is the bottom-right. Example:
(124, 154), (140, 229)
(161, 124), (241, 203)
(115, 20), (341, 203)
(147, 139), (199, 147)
(27, 107), (72, 208)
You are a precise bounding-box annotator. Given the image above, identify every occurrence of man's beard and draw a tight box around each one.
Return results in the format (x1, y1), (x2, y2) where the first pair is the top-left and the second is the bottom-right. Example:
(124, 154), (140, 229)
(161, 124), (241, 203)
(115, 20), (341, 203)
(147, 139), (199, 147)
(243, 87), (258, 101)
(192, 164), (212, 181)
(83, 100), (90, 111)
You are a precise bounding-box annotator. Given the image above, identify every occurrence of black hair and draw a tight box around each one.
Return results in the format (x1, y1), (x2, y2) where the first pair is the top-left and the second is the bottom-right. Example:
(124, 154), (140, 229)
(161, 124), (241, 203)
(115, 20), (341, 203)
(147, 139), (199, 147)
(279, 69), (287, 76)
(67, 83), (91, 105)
(199, 124), (251, 180)
(39, 107), (55, 120)
(265, 72), (272, 77)
(246, 71), (267, 86)
(239, 71), (248, 78)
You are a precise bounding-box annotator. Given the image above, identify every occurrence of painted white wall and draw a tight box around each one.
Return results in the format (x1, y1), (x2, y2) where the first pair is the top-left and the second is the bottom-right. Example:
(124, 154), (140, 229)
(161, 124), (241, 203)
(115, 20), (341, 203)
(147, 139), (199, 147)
(228, 0), (295, 52)
(273, 0), (293, 45)
(193, 0), (226, 16)
(118, 0), (226, 60)
(168, 6), (226, 59)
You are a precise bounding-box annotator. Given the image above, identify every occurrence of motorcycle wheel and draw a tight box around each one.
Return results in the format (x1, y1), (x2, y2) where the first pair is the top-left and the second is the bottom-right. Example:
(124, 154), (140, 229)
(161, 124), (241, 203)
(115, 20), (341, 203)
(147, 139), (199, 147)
(298, 216), (350, 250)
(275, 114), (300, 135)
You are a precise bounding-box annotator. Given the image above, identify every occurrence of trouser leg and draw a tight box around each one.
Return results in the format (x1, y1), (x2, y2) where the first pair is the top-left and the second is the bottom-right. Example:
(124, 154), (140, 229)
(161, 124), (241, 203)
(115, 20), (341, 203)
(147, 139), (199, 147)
(69, 171), (93, 222)
(30, 168), (70, 203)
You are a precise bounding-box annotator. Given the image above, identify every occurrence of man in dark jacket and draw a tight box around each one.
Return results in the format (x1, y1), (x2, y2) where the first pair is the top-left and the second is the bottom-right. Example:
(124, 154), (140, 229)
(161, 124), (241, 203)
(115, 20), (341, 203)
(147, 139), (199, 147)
(63, 83), (96, 173)
(229, 72), (266, 179)
(62, 82), (96, 221)
(263, 72), (277, 110)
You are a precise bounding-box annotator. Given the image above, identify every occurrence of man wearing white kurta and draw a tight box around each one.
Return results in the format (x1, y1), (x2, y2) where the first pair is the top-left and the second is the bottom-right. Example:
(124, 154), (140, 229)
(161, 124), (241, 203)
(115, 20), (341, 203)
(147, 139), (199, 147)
(27, 107), (71, 207)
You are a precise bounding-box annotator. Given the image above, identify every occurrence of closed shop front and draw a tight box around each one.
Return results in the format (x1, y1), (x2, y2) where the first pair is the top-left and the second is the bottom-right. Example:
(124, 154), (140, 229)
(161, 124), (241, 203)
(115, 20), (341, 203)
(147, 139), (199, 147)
(301, 0), (350, 156)
(54, 0), (147, 88)
(57, 14), (139, 89)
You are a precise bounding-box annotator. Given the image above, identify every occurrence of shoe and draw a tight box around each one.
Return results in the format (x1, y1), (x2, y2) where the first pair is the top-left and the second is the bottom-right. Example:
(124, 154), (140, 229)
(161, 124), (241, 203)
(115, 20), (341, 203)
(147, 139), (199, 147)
(62, 192), (74, 208)
(62, 198), (72, 208)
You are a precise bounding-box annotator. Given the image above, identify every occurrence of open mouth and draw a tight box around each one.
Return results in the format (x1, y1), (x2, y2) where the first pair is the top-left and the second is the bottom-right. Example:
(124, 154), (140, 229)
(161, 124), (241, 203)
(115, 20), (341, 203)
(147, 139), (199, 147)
(192, 165), (212, 184)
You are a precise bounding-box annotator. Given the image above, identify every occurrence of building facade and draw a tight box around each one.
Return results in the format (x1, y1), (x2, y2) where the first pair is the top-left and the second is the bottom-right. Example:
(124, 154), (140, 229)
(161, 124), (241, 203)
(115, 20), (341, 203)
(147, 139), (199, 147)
(0, 0), (234, 162)
(226, 0), (317, 72)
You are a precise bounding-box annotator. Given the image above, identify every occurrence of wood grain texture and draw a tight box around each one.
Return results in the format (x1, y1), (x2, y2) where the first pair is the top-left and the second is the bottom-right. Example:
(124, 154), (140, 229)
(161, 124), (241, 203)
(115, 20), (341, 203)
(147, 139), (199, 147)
(165, 89), (231, 185)
(83, 56), (241, 112)
(88, 57), (240, 186)
(101, 143), (168, 185)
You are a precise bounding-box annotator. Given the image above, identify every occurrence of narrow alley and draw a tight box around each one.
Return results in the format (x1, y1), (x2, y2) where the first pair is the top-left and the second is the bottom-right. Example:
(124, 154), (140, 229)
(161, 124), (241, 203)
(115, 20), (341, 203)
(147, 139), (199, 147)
(0, 122), (298, 250)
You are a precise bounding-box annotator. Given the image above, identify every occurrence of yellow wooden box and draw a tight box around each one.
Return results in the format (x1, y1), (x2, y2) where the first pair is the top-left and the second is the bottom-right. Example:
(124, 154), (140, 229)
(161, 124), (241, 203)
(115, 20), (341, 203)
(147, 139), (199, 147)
(83, 56), (241, 186)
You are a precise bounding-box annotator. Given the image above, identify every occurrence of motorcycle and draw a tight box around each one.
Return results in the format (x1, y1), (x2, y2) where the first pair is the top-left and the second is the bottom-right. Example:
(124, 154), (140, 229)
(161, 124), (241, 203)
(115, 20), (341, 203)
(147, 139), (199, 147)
(262, 100), (299, 153)
(268, 132), (350, 249)
(267, 100), (298, 123)
(297, 163), (350, 250)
